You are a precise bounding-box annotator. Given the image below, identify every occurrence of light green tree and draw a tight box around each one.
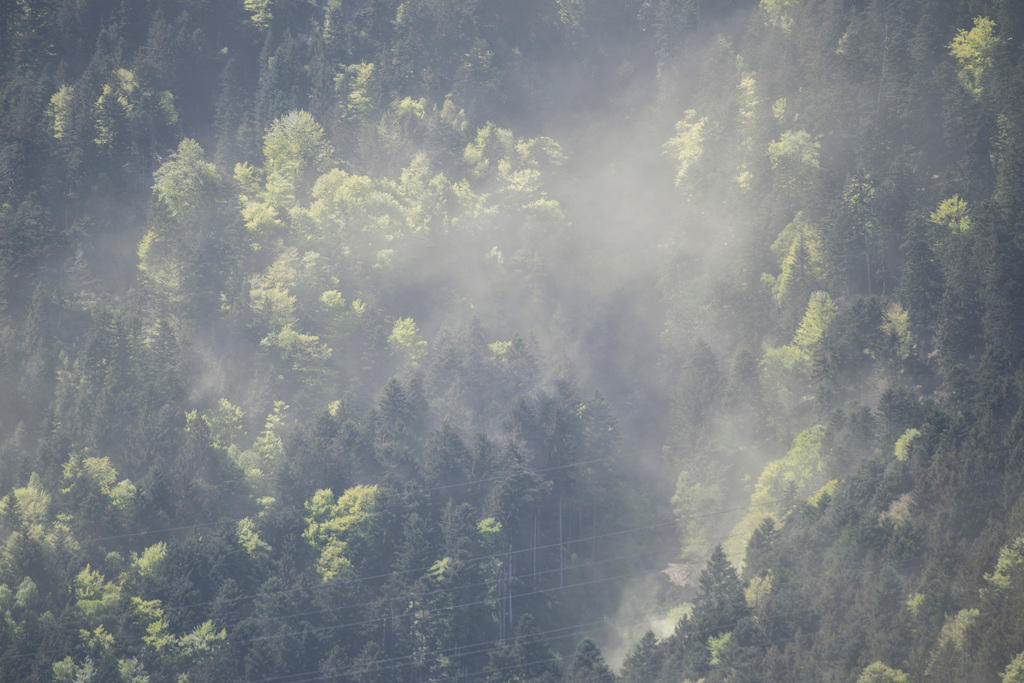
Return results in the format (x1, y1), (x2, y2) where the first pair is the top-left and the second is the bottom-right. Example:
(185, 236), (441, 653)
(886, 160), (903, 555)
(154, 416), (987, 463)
(893, 428), (920, 462)
(389, 317), (427, 367)
(262, 110), (333, 208)
(726, 425), (826, 559)
(244, 0), (273, 28)
(464, 123), (516, 179)
(334, 62), (379, 127)
(132, 542), (167, 577)
(925, 608), (979, 679)
(48, 84), (76, 141)
(930, 195), (972, 234)
(768, 129), (820, 170)
(769, 213), (828, 325)
(664, 109), (708, 188)
(93, 68), (177, 152)
(882, 302), (914, 362)
(62, 454), (137, 511)
(673, 469), (724, 562)
(949, 17), (1001, 97)
(858, 661), (909, 683)
(761, 0), (798, 32)
(152, 138), (220, 220)
(792, 291), (837, 353)
(206, 398), (247, 451)
(1004, 651), (1024, 682)
(74, 565), (121, 625)
(768, 130), (821, 203)
(303, 484), (379, 581)
(140, 138), (234, 315)
(759, 291), (835, 415)
(12, 472), (50, 537)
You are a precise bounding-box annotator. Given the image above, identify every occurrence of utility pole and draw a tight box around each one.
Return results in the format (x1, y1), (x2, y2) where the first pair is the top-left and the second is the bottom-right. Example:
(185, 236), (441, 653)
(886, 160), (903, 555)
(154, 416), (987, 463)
(507, 543), (513, 630)
(559, 497), (564, 587)
(532, 512), (538, 588)
(497, 559), (505, 642)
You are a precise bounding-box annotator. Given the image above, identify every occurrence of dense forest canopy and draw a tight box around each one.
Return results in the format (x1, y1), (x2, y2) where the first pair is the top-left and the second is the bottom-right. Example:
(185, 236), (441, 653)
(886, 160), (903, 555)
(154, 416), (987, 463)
(2, 0), (1024, 680)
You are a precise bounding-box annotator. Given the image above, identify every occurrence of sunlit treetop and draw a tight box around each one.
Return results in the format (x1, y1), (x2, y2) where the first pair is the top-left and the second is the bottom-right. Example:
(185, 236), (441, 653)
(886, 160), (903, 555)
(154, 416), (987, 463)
(949, 17), (1001, 97)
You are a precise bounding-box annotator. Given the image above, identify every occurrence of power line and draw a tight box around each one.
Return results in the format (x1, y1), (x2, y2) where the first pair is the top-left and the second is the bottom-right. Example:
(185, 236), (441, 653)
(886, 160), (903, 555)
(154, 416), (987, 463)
(1, 454), (1014, 671)
(73, 454), (621, 546)
(250, 588), (682, 683)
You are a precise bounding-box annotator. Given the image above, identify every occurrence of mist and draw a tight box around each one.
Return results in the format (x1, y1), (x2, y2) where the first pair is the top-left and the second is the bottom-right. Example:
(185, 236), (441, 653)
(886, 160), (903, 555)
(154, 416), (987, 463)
(2, 0), (1024, 681)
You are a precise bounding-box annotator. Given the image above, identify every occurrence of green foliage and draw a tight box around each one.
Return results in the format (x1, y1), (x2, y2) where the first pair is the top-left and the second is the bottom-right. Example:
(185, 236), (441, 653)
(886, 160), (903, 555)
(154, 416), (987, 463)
(556, 0), (583, 28)
(882, 303), (914, 361)
(760, 342), (811, 382)
(673, 469), (724, 562)
(153, 139), (220, 219)
(905, 592), (925, 618)
(806, 479), (837, 506)
(73, 565), (120, 623)
(570, 638), (615, 682)
(62, 454), (137, 511)
(237, 517), (272, 558)
(858, 661), (909, 683)
(760, 0), (798, 32)
(93, 69), (137, 148)
(477, 517), (501, 536)
(728, 425), (825, 558)
(206, 398), (246, 450)
(334, 62), (379, 126)
(793, 291), (837, 352)
(893, 428), (920, 461)
(48, 85), (75, 141)
(930, 195), (973, 234)
(14, 576), (38, 610)
(132, 542), (167, 577)
(12, 473), (49, 534)
(758, 290), (836, 416)
(768, 130), (820, 170)
(755, 426), (824, 510)
(1004, 651), (1024, 683)
(240, 400), (290, 480)
(664, 109), (708, 188)
(983, 534), (1024, 592)
(389, 316), (428, 366)
(949, 17), (1001, 97)
(263, 110), (333, 207)
(244, 0), (273, 29)
(118, 657), (149, 683)
(772, 97), (787, 121)
(142, 138), (237, 315)
(926, 608), (979, 679)
(465, 123), (516, 178)
(771, 214), (828, 323)
(176, 620), (226, 661)
(745, 570), (773, 613)
(261, 324), (332, 368)
(132, 596), (174, 653)
(304, 484), (379, 581)
(78, 456), (118, 493)
(708, 630), (732, 666)
(91, 68), (177, 154)
(5, 2), (1024, 681)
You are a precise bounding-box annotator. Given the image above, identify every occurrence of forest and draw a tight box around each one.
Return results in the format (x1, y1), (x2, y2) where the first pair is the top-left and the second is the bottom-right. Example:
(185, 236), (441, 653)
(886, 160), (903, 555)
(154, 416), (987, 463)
(1, 0), (1024, 680)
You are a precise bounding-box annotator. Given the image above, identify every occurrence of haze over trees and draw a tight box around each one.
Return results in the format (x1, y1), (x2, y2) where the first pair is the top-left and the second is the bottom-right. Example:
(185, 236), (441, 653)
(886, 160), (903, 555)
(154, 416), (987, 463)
(1, 0), (1024, 680)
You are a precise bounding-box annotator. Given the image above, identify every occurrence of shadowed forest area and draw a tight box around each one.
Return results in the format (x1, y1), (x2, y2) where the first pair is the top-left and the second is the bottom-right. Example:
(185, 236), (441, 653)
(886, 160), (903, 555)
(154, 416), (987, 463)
(2, 0), (1024, 680)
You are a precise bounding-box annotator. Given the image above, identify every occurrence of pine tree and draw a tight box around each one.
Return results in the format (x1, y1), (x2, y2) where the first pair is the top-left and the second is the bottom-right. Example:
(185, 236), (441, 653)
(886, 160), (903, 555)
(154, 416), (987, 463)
(570, 638), (615, 683)
(621, 630), (663, 682)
